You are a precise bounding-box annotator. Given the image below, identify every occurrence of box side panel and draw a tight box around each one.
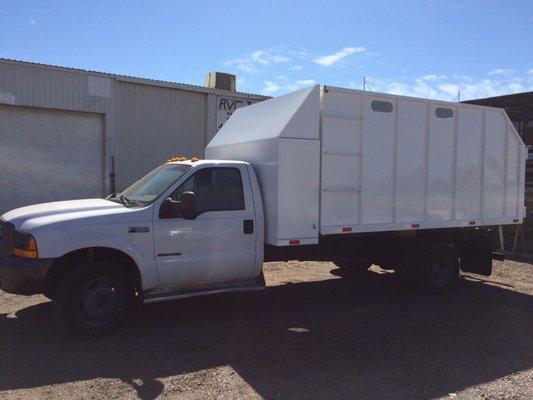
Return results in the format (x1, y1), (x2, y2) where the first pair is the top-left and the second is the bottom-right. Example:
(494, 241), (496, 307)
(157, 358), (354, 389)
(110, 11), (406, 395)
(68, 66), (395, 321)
(281, 85), (320, 140)
(395, 100), (427, 222)
(361, 96), (395, 224)
(505, 130), (520, 218)
(205, 139), (279, 245)
(427, 105), (455, 221)
(455, 107), (483, 220)
(320, 90), (363, 229)
(483, 110), (506, 219)
(319, 86), (525, 234)
(277, 138), (320, 242)
(518, 144), (526, 220)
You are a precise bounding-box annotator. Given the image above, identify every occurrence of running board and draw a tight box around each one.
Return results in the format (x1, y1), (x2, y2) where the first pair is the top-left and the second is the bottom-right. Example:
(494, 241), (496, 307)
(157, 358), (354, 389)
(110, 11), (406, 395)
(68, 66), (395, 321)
(142, 278), (265, 304)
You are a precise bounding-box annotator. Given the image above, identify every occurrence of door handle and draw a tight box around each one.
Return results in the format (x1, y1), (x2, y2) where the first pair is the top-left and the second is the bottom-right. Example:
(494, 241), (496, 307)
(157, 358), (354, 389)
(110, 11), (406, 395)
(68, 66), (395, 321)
(243, 219), (254, 234)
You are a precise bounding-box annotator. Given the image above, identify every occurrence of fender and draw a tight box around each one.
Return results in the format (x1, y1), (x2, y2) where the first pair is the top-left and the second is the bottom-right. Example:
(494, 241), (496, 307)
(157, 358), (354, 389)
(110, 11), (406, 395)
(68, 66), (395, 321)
(33, 221), (159, 290)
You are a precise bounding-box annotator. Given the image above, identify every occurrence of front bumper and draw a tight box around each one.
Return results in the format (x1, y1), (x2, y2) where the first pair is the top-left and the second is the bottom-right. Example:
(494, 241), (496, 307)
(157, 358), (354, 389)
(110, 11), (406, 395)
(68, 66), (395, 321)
(0, 256), (55, 295)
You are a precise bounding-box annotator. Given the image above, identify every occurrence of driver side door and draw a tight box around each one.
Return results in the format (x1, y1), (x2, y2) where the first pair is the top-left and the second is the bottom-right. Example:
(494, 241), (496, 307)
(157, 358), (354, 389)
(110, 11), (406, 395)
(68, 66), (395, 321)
(153, 166), (257, 289)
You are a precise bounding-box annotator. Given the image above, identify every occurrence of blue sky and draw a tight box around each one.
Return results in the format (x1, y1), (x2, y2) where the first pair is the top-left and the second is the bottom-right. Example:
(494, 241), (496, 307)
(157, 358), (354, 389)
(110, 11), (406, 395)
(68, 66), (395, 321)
(1, 0), (532, 100)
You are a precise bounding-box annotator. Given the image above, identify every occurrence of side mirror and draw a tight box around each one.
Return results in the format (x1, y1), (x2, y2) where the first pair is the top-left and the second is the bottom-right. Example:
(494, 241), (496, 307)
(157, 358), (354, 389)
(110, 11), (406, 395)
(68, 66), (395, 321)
(159, 192), (197, 220)
(180, 191), (197, 220)
(159, 197), (180, 219)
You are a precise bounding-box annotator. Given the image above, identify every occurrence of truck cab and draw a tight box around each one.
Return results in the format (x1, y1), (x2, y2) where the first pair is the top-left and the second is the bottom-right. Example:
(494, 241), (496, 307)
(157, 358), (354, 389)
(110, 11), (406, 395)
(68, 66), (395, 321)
(0, 159), (265, 336)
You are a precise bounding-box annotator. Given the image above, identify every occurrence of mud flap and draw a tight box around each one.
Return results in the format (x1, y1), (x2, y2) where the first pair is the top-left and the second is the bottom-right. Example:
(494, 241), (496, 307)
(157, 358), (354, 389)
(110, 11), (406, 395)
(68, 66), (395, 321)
(454, 230), (493, 276)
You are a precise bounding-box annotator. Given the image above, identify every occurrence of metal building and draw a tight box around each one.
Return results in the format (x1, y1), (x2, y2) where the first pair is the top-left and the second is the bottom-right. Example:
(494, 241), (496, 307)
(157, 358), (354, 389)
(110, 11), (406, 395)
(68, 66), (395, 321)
(0, 59), (266, 213)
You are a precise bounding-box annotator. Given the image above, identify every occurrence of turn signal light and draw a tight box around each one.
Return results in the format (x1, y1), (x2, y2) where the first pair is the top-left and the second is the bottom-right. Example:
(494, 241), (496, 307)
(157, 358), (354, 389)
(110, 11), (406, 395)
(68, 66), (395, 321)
(13, 236), (38, 259)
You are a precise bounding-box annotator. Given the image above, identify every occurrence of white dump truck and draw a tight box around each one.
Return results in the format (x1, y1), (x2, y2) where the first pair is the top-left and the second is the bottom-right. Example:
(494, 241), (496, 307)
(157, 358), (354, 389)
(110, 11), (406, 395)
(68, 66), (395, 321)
(0, 85), (526, 336)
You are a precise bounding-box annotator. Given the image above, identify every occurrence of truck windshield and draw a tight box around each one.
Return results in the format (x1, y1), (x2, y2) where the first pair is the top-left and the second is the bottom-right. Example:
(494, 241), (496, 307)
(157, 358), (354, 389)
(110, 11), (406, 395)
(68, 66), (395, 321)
(114, 164), (191, 206)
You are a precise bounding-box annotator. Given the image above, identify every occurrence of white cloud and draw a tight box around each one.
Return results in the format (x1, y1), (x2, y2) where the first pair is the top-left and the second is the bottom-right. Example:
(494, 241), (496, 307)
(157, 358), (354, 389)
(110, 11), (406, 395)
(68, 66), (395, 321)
(290, 65), (303, 71)
(225, 49), (291, 72)
(263, 81), (280, 95)
(366, 72), (532, 101)
(270, 54), (291, 63)
(438, 83), (461, 97)
(527, 69), (533, 75)
(421, 74), (439, 81)
(30, 19), (37, 26)
(296, 79), (316, 86)
(261, 78), (315, 96)
(488, 68), (514, 76)
(314, 47), (366, 67)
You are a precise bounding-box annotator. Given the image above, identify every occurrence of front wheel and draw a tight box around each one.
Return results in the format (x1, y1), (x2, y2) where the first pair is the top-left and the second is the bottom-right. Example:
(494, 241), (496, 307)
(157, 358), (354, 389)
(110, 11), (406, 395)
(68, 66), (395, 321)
(53, 261), (133, 337)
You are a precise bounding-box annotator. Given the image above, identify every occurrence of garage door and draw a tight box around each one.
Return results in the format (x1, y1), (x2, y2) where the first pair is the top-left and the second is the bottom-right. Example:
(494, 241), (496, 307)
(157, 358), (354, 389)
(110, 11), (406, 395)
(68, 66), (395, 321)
(0, 105), (104, 214)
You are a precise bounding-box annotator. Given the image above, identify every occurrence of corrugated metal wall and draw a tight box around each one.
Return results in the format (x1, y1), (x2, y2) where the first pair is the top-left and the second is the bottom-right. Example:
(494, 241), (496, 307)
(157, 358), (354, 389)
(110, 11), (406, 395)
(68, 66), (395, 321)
(114, 81), (207, 190)
(0, 61), (111, 114)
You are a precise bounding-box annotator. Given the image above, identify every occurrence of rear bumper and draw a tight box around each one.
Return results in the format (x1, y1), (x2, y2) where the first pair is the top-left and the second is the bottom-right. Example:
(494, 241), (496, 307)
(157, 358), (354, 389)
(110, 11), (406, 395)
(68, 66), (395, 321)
(0, 256), (55, 295)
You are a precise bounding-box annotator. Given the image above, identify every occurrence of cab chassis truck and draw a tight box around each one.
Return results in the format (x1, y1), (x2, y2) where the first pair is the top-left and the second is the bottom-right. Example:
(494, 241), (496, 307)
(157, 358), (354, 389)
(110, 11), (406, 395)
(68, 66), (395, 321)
(0, 85), (526, 336)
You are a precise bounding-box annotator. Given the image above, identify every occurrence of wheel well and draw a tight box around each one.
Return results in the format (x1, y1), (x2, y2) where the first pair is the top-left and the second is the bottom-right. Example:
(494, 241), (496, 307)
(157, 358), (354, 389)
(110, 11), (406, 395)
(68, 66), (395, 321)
(43, 247), (142, 299)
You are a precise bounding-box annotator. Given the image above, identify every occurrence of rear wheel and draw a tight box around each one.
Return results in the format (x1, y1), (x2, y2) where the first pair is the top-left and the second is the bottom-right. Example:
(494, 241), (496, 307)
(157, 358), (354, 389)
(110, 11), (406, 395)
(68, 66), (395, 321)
(53, 261), (133, 337)
(399, 242), (459, 293)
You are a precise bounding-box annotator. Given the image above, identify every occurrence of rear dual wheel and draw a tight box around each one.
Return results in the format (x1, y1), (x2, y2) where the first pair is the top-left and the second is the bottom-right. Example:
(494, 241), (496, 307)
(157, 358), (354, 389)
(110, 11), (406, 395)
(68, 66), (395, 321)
(398, 242), (459, 293)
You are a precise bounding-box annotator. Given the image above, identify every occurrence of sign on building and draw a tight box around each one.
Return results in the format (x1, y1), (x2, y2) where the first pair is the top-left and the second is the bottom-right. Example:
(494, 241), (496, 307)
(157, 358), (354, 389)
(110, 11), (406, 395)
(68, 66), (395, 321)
(216, 97), (258, 131)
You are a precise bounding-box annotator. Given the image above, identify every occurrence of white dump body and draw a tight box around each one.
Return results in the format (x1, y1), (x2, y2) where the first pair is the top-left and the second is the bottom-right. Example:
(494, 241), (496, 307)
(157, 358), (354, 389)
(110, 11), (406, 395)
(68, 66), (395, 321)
(206, 85), (526, 246)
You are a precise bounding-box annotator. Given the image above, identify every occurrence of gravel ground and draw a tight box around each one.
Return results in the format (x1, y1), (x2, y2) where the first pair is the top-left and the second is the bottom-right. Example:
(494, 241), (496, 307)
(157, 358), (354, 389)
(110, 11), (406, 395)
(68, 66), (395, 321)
(0, 260), (531, 399)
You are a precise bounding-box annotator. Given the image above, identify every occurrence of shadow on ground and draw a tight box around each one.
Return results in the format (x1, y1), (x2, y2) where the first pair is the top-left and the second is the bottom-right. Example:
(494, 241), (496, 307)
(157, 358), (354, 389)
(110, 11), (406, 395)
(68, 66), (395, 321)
(0, 270), (532, 399)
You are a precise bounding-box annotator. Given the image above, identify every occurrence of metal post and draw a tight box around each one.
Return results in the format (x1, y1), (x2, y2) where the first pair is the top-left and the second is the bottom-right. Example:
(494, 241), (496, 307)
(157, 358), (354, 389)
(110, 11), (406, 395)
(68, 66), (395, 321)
(498, 225), (505, 251)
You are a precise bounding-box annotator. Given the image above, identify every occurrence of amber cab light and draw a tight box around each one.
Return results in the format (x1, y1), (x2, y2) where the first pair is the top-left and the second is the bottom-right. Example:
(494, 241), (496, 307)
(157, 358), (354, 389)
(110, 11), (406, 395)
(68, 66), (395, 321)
(12, 236), (38, 259)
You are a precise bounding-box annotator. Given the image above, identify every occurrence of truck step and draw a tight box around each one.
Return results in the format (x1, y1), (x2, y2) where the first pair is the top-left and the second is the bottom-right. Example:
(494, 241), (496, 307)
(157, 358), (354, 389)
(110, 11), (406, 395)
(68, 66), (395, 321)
(142, 276), (266, 304)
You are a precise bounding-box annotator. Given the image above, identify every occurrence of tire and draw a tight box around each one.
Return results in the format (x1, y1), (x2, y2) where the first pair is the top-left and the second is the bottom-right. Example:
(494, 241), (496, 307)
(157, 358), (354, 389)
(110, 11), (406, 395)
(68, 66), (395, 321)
(333, 258), (372, 273)
(399, 242), (459, 293)
(53, 261), (133, 338)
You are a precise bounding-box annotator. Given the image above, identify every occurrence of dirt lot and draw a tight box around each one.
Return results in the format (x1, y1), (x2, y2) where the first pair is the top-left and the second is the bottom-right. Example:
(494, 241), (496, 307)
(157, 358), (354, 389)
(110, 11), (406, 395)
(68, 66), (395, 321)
(0, 260), (532, 400)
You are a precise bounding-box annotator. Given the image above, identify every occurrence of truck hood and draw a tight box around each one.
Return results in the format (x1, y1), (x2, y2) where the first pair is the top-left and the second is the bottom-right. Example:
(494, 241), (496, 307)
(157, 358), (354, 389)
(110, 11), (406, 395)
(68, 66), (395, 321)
(1, 199), (135, 232)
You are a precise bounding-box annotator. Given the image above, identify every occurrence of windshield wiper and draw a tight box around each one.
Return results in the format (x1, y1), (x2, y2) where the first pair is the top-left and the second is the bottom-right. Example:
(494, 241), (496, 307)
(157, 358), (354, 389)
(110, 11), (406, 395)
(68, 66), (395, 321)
(120, 194), (131, 206)
(120, 194), (143, 207)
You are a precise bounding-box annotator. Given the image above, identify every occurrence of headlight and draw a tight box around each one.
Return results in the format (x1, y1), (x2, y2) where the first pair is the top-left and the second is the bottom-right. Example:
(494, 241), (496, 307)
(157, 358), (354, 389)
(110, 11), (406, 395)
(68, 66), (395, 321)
(12, 231), (39, 259)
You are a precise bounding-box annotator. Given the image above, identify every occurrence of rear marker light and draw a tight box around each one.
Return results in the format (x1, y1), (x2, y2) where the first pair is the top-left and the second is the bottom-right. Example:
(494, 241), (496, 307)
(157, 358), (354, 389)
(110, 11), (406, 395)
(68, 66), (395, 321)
(411, 224), (420, 229)
(513, 219), (519, 223)
(468, 221), (476, 225)
(289, 240), (300, 245)
(342, 227), (352, 232)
